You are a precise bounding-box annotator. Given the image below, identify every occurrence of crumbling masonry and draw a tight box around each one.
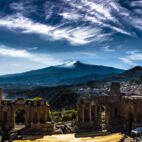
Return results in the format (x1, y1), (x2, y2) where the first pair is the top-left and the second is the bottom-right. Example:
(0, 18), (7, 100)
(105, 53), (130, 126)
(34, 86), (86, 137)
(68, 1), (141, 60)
(0, 89), (53, 132)
(77, 83), (142, 131)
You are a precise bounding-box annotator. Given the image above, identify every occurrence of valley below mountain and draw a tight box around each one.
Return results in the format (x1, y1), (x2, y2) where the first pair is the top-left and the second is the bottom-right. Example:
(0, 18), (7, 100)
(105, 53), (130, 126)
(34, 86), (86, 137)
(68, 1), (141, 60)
(2, 63), (142, 109)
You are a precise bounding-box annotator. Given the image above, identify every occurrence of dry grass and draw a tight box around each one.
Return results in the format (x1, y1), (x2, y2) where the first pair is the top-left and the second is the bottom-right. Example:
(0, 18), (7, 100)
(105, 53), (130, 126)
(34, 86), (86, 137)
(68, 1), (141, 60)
(14, 133), (124, 142)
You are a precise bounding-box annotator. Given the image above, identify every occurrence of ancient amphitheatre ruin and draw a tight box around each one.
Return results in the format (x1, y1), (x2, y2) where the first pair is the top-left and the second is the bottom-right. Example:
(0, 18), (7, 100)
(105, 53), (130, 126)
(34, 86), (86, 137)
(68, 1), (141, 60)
(0, 82), (142, 141)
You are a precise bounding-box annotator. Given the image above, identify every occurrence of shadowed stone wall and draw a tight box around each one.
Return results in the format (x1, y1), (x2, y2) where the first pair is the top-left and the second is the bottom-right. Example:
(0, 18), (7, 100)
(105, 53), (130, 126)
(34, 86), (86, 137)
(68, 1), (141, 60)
(0, 89), (50, 131)
(77, 83), (142, 132)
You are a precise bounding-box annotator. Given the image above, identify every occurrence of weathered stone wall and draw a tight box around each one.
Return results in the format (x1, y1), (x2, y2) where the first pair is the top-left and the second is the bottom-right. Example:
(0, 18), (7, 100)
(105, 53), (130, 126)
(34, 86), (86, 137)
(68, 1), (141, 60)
(119, 98), (142, 131)
(77, 83), (142, 132)
(0, 88), (2, 104)
(0, 92), (50, 131)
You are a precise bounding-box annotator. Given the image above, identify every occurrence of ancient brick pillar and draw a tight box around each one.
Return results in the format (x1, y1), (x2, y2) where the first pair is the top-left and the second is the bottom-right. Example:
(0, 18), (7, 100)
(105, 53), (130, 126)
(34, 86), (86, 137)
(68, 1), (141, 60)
(0, 88), (2, 104)
(89, 104), (92, 121)
(81, 106), (85, 122)
(110, 82), (120, 96)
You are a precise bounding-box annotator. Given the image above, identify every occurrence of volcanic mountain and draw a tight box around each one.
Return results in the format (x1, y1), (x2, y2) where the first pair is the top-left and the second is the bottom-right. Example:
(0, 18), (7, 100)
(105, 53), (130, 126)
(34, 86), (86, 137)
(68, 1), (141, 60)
(0, 61), (124, 88)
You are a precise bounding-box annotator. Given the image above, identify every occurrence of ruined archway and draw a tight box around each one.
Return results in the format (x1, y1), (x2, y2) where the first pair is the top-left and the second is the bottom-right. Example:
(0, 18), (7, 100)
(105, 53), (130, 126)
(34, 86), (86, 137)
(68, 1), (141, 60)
(128, 112), (134, 131)
(99, 105), (110, 130)
(14, 108), (26, 130)
(100, 106), (106, 130)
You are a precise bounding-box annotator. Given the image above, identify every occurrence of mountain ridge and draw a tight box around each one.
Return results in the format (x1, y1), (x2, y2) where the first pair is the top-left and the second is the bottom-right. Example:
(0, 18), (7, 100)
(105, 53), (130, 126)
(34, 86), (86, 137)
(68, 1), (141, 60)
(0, 61), (124, 88)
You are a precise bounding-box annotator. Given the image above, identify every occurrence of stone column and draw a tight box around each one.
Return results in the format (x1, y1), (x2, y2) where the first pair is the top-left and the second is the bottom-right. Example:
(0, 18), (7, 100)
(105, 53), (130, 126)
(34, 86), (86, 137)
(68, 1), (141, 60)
(25, 106), (29, 127)
(0, 106), (1, 123)
(0, 88), (2, 105)
(89, 105), (92, 121)
(81, 106), (84, 122)
(10, 106), (15, 129)
(76, 105), (79, 122)
(7, 108), (11, 129)
(105, 107), (110, 130)
(37, 107), (40, 122)
(46, 107), (48, 122)
(31, 107), (34, 122)
(95, 105), (98, 121)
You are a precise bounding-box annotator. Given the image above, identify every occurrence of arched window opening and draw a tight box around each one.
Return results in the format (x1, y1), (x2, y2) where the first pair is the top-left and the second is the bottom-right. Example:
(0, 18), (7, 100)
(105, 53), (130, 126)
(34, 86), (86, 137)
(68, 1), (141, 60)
(91, 105), (95, 121)
(3, 111), (7, 123)
(33, 112), (38, 123)
(15, 109), (25, 130)
(114, 108), (118, 118)
(128, 112), (134, 131)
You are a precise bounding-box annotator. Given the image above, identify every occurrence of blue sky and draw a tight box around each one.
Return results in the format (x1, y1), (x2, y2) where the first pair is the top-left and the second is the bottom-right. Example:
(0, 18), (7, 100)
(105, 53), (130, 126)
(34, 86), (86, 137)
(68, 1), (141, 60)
(0, 0), (142, 74)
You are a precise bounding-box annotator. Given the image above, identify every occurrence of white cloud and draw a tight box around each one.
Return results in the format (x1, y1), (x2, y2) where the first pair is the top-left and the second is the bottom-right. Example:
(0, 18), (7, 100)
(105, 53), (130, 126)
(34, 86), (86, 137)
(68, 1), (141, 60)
(110, 26), (131, 36)
(79, 52), (96, 57)
(0, 45), (62, 66)
(0, 14), (110, 45)
(131, 1), (142, 7)
(120, 57), (137, 66)
(0, 45), (31, 58)
(65, 0), (132, 36)
(10, 1), (36, 14)
(120, 51), (142, 66)
(1, 0), (142, 46)
(0, 0), (135, 46)
(102, 46), (115, 52)
(0, 14), (54, 34)
(10, 2), (25, 11)
(59, 12), (81, 20)
(83, 0), (115, 21)
(131, 18), (142, 30)
(28, 47), (39, 51)
(126, 50), (139, 54)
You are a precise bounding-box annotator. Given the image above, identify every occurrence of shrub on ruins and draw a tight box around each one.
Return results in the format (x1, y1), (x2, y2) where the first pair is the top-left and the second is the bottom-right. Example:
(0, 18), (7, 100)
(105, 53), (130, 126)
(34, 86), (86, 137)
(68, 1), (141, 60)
(61, 109), (77, 121)
(50, 109), (77, 122)
(31, 97), (43, 101)
(50, 111), (62, 122)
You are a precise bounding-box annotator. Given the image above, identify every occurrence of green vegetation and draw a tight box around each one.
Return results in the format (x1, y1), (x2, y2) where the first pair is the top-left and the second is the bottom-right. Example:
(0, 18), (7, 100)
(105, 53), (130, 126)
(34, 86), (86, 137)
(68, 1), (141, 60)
(50, 109), (77, 122)
(7, 85), (81, 109)
(31, 97), (43, 101)
(28, 97), (77, 122)
(30, 97), (77, 122)
(30, 97), (49, 105)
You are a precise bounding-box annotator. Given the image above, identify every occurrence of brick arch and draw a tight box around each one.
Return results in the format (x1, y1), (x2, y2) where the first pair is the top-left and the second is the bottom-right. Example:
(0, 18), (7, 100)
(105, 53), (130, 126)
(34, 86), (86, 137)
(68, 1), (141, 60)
(98, 105), (111, 130)
(122, 104), (136, 131)
(128, 112), (134, 131)
(14, 108), (26, 126)
(12, 105), (30, 128)
(125, 104), (136, 121)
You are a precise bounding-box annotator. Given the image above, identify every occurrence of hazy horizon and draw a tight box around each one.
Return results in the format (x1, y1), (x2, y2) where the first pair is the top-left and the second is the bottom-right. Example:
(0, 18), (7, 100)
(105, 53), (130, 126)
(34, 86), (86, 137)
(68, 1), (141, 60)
(0, 60), (128, 76)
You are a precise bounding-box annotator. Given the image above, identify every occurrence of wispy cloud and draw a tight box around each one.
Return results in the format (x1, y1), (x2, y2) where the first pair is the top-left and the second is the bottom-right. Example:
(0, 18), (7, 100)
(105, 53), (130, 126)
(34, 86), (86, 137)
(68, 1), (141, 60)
(28, 47), (39, 51)
(131, 1), (142, 7)
(65, 0), (132, 36)
(10, 1), (36, 14)
(120, 57), (137, 66)
(79, 52), (96, 57)
(0, 45), (62, 66)
(59, 12), (81, 20)
(1, 0), (142, 46)
(102, 46), (115, 52)
(120, 51), (142, 66)
(0, 46), (27, 58)
(0, 14), (109, 45)
(10, 2), (25, 11)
